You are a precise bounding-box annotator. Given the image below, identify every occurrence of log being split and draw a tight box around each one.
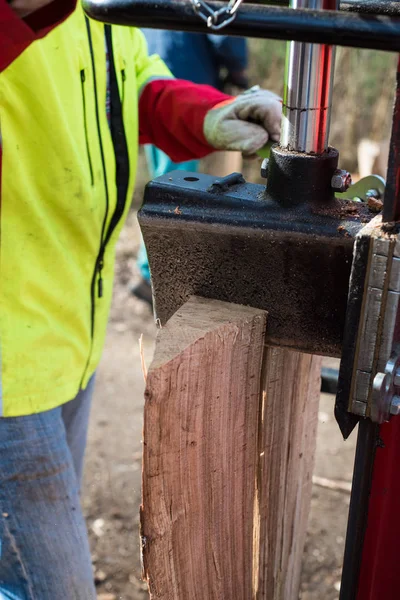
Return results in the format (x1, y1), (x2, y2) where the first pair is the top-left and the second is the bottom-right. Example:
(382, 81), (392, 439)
(141, 297), (321, 600)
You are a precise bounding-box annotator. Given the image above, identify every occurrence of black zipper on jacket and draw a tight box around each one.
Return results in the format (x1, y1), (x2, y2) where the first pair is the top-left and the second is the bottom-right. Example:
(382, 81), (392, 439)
(85, 16), (110, 336)
(84, 19), (130, 348)
(80, 70), (94, 186)
(102, 25), (130, 256)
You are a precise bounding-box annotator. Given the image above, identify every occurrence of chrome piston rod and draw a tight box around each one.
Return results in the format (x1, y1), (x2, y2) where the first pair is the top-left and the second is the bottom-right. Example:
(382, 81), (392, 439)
(281, 0), (338, 154)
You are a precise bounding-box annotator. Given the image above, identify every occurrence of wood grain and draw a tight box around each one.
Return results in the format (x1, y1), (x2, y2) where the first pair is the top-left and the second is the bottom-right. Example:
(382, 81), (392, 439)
(141, 297), (321, 600)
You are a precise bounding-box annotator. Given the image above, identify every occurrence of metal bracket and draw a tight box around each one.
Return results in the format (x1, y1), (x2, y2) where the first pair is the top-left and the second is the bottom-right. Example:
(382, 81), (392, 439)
(351, 226), (400, 418)
(336, 213), (400, 437)
(336, 174), (386, 203)
(139, 170), (374, 357)
(190, 0), (244, 30)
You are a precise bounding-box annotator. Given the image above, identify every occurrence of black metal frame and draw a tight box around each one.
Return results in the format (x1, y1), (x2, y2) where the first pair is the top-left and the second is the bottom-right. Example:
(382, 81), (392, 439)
(339, 46), (400, 600)
(83, 0), (400, 52)
(251, 0), (400, 15)
(383, 56), (400, 223)
(339, 421), (381, 600)
(84, 1), (400, 598)
(139, 171), (372, 357)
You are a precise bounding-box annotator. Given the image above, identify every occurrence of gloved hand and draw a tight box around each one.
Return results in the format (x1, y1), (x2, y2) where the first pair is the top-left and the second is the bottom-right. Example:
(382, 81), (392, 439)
(204, 86), (282, 157)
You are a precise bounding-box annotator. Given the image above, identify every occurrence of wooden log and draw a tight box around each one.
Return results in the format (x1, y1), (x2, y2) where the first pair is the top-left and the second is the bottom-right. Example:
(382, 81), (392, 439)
(141, 297), (321, 600)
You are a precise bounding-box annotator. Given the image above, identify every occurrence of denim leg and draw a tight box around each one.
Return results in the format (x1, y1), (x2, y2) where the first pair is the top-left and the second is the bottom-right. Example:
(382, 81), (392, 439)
(62, 375), (96, 486)
(0, 402), (96, 600)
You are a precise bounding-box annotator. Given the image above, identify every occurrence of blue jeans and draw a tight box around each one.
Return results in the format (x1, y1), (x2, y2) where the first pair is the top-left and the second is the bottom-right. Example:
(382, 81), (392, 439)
(0, 377), (96, 600)
(138, 145), (199, 282)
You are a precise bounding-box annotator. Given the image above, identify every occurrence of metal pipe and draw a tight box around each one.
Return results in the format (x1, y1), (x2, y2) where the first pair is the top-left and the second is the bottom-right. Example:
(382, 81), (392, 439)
(339, 420), (380, 600)
(340, 0), (400, 15)
(383, 55), (400, 223)
(82, 0), (400, 53)
(281, 0), (337, 153)
(250, 0), (400, 16)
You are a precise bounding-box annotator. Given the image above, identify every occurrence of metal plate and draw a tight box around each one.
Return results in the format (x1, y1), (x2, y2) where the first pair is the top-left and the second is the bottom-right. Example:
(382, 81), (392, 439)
(140, 171), (373, 356)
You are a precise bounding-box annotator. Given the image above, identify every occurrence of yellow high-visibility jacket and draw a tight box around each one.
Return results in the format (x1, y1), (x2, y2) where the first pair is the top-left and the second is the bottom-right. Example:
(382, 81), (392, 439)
(0, 3), (171, 416)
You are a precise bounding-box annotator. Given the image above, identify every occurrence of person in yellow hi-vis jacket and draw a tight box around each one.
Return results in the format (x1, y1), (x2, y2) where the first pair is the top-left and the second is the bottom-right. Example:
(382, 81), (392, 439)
(0, 1), (281, 597)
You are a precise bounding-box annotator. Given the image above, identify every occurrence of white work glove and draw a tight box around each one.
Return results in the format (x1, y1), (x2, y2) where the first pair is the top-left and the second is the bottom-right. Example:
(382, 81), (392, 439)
(204, 86), (282, 157)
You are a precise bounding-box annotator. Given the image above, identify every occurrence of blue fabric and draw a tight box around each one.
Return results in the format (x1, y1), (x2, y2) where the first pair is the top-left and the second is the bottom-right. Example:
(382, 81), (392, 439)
(137, 240), (151, 282)
(138, 145), (200, 281)
(141, 30), (248, 88)
(0, 377), (96, 600)
(145, 144), (199, 179)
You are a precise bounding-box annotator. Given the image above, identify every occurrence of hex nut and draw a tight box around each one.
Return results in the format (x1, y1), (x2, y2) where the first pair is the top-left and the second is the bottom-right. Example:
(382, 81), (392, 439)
(331, 169), (352, 193)
(390, 395), (400, 416)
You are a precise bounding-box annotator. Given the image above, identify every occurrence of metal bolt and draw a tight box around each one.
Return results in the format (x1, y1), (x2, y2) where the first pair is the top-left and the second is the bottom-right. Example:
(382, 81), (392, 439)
(331, 169), (352, 193)
(260, 158), (269, 179)
(390, 395), (400, 416)
(394, 367), (400, 388)
(371, 371), (390, 423)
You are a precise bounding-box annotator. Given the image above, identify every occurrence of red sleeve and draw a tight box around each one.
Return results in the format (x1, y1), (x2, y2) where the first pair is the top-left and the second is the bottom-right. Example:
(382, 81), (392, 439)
(139, 79), (232, 162)
(0, 0), (76, 72)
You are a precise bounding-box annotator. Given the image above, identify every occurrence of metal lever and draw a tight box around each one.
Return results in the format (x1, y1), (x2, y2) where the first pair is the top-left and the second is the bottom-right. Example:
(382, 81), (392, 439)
(82, 0), (400, 52)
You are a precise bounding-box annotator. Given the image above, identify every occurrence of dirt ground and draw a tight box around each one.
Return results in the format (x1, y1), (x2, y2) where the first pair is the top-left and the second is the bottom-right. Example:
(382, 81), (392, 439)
(83, 207), (357, 600)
